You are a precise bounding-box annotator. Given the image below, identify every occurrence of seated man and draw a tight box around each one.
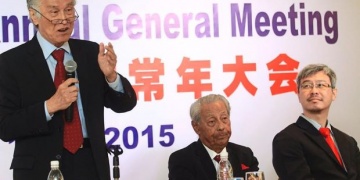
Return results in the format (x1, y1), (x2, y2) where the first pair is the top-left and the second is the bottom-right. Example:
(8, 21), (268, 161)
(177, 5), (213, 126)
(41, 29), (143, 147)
(168, 94), (259, 180)
(272, 64), (360, 179)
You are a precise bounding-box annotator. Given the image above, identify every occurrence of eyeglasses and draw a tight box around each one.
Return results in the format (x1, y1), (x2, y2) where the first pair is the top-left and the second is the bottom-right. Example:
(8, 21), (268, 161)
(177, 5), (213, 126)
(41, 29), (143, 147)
(30, 7), (79, 25)
(300, 82), (332, 90)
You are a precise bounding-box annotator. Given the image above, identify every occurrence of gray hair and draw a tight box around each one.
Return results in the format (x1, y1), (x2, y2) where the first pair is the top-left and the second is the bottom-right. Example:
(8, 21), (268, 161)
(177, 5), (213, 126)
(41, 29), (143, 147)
(27, 0), (39, 9)
(190, 94), (231, 123)
(27, 0), (77, 9)
(27, 0), (41, 19)
(27, 0), (77, 21)
(296, 64), (337, 91)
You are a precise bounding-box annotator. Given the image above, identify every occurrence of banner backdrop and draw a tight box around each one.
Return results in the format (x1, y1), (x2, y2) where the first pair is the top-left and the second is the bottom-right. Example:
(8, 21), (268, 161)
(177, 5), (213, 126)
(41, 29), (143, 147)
(1, 0), (360, 179)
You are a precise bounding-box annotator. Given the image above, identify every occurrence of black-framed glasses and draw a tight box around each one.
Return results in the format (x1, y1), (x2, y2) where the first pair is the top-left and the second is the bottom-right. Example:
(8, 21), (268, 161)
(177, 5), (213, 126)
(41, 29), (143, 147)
(300, 82), (332, 90)
(30, 7), (79, 25)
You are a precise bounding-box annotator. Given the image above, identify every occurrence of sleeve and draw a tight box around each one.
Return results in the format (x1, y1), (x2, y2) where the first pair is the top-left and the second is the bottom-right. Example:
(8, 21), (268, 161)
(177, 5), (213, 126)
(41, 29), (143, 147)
(103, 74), (137, 113)
(106, 74), (123, 93)
(168, 152), (197, 180)
(349, 136), (360, 180)
(272, 131), (315, 180)
(0, 52), (50, 142)
(247, 148), (260, 172)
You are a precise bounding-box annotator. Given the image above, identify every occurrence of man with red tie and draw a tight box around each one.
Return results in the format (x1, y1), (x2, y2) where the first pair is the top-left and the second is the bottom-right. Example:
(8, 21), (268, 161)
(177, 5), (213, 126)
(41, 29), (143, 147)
(272, 64), (360, 180)
(168, 94), (259, 180)
(0, 0), (137, 179)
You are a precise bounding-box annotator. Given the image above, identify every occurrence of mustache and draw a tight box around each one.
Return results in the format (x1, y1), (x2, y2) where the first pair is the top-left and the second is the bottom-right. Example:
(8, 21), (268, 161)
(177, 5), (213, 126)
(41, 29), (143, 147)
(307, 94), (322, 101)
(217, 132), (230, 136)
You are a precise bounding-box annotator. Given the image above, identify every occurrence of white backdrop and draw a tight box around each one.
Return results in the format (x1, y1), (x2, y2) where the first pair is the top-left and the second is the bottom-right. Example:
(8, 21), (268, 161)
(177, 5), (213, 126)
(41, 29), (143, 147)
(1, 0), (360, 179)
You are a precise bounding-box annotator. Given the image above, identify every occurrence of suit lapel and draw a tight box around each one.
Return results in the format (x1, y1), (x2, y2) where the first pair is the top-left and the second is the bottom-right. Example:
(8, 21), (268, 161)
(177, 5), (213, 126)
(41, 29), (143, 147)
(227, 145), (241, 175)
(332, 127), (351, 171)
(26, 36), (57, 95)
(195, 140), (217, 180)
(68, 39), (85, 82)
(68, 39), (89, 111)
(296, 117), (344, 169)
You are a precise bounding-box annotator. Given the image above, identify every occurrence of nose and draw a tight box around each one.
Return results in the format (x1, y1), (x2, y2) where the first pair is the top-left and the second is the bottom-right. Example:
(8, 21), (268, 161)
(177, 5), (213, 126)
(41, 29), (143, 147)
(61, 19), (71, 24)
(58, 10), (67, 20)
(58, 10), (72, 24)
(309, 86), (319, 95)
(217, 121), (225, 131)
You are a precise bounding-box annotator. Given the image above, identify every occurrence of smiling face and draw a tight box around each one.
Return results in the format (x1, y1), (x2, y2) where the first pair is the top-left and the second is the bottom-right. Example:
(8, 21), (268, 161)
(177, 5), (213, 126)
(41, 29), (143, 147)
(192, 100), (231, 153)
(298, 71), (337, 116)
(29, 0), (76, 47)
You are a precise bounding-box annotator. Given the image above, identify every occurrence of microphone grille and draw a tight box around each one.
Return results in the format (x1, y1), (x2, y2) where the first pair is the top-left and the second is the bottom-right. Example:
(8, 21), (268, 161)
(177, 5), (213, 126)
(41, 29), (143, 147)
(65, 60), (77, 73)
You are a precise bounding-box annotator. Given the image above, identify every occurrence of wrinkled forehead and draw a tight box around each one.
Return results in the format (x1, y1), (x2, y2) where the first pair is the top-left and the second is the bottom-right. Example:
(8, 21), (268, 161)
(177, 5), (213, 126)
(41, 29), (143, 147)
(38, 0), (76, 8)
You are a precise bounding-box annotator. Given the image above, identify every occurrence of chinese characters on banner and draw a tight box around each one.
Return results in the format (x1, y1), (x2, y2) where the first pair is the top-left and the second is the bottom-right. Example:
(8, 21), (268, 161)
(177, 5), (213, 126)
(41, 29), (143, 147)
(130, 53), (299, 101)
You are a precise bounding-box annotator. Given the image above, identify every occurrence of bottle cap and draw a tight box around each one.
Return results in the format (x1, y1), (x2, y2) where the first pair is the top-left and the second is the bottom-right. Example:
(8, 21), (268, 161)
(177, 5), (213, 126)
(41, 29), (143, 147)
(50, 160), (59, 167)
(220, 151), (228, 159)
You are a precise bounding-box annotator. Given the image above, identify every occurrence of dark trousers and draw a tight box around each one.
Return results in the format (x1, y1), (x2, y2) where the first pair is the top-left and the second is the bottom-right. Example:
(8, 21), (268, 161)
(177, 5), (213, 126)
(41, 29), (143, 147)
(60, 146), (100, 180)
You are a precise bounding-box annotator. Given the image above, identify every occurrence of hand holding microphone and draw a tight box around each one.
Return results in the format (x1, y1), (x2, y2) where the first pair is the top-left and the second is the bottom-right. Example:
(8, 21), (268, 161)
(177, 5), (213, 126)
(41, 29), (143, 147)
(64, 60), (77, 122)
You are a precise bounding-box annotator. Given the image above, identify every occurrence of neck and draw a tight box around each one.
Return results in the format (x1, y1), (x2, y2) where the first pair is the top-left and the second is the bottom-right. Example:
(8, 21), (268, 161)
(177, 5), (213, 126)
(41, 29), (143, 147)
(303, 111), (328, 127)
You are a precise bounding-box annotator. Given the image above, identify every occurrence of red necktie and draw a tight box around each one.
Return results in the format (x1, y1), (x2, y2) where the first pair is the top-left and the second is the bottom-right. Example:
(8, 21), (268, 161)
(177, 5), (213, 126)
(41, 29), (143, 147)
(319, 127), (343, 166)
(52, 49), (83, 154)
(52, 49), (65, 88)
(214, 155), (221, 163)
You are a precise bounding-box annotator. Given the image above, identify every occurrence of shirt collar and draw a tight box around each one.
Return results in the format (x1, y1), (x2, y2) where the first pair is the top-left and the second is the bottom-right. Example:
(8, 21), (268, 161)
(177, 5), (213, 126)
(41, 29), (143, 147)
(301, 114), (333, 132)
(36, 31), (71, 59)
(203, 143), (227, 159)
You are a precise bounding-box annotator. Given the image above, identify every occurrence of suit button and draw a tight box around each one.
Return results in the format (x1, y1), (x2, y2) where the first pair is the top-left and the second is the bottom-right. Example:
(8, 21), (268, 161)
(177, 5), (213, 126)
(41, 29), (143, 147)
(56, 155), (62, 159)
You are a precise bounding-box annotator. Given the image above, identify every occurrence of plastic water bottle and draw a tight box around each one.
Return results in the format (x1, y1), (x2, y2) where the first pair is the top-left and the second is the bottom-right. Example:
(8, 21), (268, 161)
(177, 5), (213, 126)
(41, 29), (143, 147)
(217, 152), (233, 180)
(47, 160), (64, 180)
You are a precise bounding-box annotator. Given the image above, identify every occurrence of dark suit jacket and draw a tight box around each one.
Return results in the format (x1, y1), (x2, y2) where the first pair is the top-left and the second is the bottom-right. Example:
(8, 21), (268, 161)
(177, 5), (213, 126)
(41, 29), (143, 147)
(272, 116), (360, 180)
(168, 139), (259, 180)
(0, 37), (137, 180)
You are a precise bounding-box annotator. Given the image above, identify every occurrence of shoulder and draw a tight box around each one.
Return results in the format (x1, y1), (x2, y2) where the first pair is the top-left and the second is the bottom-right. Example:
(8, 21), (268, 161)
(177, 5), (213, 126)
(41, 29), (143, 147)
(332, 126), (358, 144)
(67, 39), (100, 59)
(69, 38), (98, 45)
(332, 126), (351, 136)
(68, 38), (99, 49)
(273, 123), (300, 140)
(170, 141), (199, 158)
(169, 141), (207, 163)
(1, 40), (33, 58)
(226, 142), (251, 151)
(0, 40), (38, 69)
(227, 142), (253, 152)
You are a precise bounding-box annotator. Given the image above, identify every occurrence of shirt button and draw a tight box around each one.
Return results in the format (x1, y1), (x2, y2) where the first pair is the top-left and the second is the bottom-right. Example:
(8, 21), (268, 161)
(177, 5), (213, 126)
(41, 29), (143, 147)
(56, 155), (62, 159)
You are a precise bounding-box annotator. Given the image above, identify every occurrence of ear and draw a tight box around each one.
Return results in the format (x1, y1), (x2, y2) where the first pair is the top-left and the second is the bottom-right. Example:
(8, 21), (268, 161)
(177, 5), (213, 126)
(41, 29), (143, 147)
(191, 121), (200, 135)
(332, 88), (337, 101)
(29, 9), (39, 26)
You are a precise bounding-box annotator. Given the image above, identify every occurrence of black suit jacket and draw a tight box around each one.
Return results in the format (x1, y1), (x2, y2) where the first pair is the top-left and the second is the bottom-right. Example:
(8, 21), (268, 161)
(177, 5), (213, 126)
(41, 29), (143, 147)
(272, 116), (360, 180)
(168, 139), (259, 180)
(0, 37), (137, 180)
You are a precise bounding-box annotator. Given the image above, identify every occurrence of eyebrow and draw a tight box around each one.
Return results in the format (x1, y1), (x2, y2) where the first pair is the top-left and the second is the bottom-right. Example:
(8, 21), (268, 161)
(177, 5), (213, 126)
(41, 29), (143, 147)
(301, 80), (328, 83)
(46, 3), (75, 9)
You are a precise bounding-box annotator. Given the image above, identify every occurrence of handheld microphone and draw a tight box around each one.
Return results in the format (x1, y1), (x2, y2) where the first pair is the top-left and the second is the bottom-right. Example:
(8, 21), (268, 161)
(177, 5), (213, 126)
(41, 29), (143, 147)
(64, 60), (77, 122)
